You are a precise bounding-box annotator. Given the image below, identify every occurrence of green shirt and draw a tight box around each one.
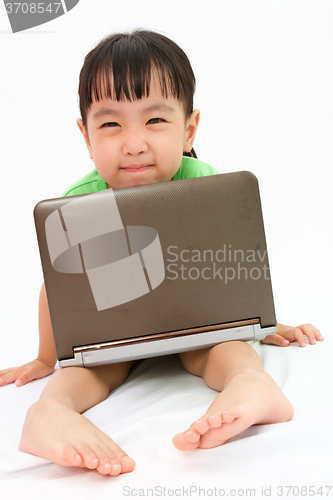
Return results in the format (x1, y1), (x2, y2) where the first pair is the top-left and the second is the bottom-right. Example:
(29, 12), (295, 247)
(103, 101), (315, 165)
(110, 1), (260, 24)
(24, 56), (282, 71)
(62, 157), (218, 196)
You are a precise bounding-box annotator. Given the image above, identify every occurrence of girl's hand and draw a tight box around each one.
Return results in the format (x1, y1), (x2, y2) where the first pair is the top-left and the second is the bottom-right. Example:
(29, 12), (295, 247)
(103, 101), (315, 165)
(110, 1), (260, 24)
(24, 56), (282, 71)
(0, 357), (55, 387)
(261, 322), (324, 347)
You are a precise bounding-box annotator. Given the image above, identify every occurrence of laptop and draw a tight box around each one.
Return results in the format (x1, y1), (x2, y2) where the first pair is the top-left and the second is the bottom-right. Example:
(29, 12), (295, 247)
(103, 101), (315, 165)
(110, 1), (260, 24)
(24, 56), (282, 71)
(34, 171), (277, 368)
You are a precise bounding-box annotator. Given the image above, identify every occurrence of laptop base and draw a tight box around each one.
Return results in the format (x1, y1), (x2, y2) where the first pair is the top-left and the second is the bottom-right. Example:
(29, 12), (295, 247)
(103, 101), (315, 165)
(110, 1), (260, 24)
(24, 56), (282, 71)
(58, 323), (276, 368)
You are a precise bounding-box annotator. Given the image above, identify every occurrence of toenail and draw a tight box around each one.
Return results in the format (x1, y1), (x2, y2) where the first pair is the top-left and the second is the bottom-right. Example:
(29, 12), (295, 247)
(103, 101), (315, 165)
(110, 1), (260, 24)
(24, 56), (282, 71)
(104, 463), (111, 469)
(122, 456), (134, 461)
(92, 458), (98, 464)
(113, 464), (121, 471)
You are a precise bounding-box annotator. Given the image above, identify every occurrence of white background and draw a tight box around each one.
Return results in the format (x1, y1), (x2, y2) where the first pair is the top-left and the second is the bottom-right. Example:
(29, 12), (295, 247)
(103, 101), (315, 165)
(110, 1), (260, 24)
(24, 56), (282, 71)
(0, 1), (332, 496)
(1, 0), (332, 360)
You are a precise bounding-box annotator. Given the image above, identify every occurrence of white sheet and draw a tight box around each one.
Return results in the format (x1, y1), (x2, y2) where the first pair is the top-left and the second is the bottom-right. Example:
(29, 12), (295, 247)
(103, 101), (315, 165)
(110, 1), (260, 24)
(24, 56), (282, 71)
(0, 335), (332, 500)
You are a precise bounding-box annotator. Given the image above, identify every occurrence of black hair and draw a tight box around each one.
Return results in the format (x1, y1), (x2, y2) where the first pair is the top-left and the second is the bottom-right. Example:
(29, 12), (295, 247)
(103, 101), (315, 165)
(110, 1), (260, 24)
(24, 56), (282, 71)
(78, 29), (197, 157)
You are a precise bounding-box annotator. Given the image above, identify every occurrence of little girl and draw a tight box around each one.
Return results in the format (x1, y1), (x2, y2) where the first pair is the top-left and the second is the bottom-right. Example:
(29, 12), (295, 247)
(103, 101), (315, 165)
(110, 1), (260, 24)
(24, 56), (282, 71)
(0, 30), (322, 476)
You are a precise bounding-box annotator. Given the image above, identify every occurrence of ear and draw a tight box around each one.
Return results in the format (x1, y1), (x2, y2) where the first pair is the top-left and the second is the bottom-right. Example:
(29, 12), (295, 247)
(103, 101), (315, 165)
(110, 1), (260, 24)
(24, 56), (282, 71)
(183, 109), (200, 153)
(76, 118), (94, 160)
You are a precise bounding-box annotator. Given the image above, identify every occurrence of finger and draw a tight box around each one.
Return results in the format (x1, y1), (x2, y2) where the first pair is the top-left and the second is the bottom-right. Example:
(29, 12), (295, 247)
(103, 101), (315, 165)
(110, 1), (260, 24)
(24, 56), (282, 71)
(0, 369), (21, 386)
(288, 327), (307, 347)
(261, 334), (289, 347)
(297, 323), (324, 343)
(15, 370), (31, 387)
(0, 368), (17, 377)
(15, 366), (48, 387)
(297, 324), (317, 344)
(278, 326), (311, 344)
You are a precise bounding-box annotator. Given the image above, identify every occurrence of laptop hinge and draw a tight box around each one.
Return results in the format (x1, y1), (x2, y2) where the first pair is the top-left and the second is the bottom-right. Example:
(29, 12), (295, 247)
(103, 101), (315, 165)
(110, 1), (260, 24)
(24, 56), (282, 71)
(73, 318), (260, 354)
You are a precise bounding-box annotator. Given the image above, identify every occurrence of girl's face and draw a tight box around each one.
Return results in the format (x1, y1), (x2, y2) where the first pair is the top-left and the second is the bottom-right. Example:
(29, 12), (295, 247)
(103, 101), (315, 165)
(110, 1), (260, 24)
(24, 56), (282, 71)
(77, 75), (200, 189)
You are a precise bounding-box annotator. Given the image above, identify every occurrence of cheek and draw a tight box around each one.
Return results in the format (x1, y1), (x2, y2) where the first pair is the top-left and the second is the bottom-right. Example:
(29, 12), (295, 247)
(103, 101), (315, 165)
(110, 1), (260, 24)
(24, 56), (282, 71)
(93, 139), (116, 159)
(156, 129), (186, 153)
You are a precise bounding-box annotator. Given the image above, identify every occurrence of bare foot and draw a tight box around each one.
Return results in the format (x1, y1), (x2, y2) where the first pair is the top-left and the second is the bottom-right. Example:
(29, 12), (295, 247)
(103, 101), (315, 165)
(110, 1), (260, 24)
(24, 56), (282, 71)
(172, 370), (294, 451)
(19, 398), (135, 475)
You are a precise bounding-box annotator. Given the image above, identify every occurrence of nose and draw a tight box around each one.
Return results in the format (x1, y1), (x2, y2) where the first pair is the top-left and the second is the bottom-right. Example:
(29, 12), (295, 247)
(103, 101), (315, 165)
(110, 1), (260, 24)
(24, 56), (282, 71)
(122, 130), (148, 156)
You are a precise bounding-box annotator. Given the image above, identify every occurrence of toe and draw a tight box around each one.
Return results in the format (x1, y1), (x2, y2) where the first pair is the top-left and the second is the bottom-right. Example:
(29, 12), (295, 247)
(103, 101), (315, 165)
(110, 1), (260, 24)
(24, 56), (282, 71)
(222, 405), (246, 423)
(208, 412), (223, 427)
(193, 418), (210, 434)
(55, 443), (86, 468)
(98, 461), (112, 474)
(109, 462), (122, 476)
(72, 444), (99, 469)
(172, 432), (200, 451)
(119, 456), (136, 474)
(93, 440), (135, 475)
(102, 438), (135, 474)
(93, 446), (119, 475)
(184, 429), (201, 443)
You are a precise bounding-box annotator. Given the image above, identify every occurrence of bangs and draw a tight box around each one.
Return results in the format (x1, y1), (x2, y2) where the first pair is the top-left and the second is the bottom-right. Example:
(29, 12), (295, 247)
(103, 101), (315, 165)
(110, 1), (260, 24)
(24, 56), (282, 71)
(90, 58), (180, 105)
(79, 30), (195, 124)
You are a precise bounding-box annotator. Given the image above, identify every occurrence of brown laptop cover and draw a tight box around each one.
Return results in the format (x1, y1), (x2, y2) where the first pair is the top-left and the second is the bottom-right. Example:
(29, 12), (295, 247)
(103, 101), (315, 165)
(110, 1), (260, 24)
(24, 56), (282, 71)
(34, 171), (276, 362)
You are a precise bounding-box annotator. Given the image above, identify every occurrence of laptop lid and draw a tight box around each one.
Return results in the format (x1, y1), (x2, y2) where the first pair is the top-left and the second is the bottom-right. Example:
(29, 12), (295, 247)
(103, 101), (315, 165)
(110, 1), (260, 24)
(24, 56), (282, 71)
(34, 171), (277, 367)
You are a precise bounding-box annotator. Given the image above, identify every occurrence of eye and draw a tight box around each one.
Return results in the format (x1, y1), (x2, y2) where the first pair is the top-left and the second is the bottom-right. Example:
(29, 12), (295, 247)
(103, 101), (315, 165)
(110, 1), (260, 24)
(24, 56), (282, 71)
(147, 118), (165, 125)
(101, 122), (119, 128)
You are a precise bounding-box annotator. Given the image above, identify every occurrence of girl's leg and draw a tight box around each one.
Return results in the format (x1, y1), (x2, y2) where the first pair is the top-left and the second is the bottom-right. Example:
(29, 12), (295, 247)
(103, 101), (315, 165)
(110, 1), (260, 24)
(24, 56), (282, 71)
(173, 341), (294, 451)
(19, 362), (136, 475)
